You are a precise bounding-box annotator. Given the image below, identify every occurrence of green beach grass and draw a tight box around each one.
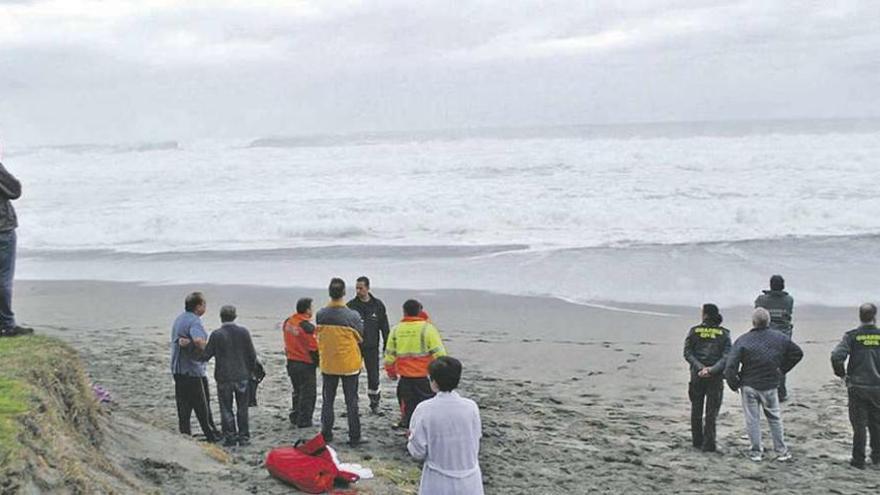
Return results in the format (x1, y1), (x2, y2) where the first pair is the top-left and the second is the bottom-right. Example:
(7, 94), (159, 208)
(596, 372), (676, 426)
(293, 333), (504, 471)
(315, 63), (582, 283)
(0, 336), (45, 464)
(0, 335), (108, 492)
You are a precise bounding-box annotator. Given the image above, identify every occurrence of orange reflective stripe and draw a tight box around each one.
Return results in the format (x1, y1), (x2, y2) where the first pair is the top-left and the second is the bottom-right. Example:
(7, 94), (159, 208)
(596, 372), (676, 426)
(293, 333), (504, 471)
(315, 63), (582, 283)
(396, 354), (434, 377)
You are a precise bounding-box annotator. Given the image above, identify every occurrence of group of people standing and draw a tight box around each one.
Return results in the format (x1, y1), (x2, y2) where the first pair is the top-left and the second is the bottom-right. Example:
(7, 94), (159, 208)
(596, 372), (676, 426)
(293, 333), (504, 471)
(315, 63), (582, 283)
(170, 276), (484, 494)
(685, 275), (880, 468)
(280, 276), (450, 445)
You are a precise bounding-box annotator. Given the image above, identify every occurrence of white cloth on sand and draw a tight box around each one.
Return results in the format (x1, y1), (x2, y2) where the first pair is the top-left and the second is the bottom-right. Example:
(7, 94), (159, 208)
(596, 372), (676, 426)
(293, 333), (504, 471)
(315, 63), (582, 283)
(407, 391), (484, 495)
(327, 446), (374, 480)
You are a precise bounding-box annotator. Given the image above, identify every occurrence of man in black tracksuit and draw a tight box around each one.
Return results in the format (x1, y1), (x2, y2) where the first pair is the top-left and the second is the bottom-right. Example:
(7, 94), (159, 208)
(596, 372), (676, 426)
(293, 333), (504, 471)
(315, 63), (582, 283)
(348, 276), (390, 414)
(683, 303), (731, 452)
(831, 303), (880, 469)
(755, 274), (795, 401)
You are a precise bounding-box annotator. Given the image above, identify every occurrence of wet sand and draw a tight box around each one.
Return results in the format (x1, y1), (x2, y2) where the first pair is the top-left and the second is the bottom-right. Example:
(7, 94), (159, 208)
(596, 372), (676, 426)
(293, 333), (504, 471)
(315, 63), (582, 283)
(12, 280), (880, 494)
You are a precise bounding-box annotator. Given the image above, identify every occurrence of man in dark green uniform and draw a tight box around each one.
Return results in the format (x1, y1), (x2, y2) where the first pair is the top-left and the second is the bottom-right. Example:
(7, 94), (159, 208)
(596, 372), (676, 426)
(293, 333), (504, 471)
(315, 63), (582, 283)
(755, 274), (794, 401)
(831, 303), (880, 469)
(683, 303), (731, 452)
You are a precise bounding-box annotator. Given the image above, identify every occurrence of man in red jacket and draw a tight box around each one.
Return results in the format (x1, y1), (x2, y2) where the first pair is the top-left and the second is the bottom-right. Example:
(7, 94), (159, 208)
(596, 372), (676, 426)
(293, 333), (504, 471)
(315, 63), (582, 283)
(284, 297), (320, 427)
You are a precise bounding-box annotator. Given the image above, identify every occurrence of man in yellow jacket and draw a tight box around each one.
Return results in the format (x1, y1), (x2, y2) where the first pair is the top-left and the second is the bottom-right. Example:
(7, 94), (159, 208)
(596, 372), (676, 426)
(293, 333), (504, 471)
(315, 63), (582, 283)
(384, 299), (447, 429)
(316, 278), (365, 446)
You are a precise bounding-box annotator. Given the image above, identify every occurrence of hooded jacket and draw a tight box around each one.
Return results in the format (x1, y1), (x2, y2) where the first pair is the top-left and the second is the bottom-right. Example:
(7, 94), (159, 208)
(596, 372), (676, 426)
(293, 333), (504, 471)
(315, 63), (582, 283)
(755, 290), (794, 331)
(831, 324), (880, 388)
(384, 316), (447, 378)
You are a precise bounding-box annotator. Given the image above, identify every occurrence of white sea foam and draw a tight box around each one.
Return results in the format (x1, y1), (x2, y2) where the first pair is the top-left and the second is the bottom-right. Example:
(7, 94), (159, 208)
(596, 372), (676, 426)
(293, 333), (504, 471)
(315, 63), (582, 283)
(10, 123), (880, 255)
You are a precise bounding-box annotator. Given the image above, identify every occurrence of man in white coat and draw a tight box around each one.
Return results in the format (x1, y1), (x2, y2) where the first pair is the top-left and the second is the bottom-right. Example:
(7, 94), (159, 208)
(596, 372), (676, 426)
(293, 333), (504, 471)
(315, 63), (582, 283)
(407, 356), (483, 495)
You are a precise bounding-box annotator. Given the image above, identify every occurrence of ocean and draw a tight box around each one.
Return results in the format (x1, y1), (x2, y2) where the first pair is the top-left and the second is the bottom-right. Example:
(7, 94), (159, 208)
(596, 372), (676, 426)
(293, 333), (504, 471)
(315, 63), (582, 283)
(8, 119), (880, 307)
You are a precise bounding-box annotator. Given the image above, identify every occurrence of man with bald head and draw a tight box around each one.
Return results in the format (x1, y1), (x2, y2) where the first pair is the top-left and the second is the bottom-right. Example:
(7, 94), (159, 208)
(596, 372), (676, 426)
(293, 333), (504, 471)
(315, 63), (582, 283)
(181, 304), (257, 447)
(725, 308), (803, 462)
(831, 303), (880, 469)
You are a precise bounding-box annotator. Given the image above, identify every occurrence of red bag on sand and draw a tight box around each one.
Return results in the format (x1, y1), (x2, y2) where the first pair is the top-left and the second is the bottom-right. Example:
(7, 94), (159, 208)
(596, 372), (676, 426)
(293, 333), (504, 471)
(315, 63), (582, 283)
(264, 433), (360, 494)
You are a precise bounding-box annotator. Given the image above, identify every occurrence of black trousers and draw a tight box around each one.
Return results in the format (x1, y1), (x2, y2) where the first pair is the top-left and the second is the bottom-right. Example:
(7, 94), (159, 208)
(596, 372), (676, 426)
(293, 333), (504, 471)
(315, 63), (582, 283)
(397, 376), (435, 429)
(361, 345), (381, 406)
(776, 326), (793, 399)
(174, 374), (218, 441)
(848, 387), (880, 463)
(287, 360), (317, 427)
(217, 380), (250, 442)
(688, 377), (724, 450)
(321, 373), (361, 441)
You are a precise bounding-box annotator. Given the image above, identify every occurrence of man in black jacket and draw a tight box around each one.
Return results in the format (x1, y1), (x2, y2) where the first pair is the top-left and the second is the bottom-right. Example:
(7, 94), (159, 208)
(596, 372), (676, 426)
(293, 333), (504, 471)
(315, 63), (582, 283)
(181, 305), (257, 447)
(348, 276), (391, 414)
(0, 161), (31, 337)
(683, 303), (731, 452)
(725, 308), (803, 462)
(755, 274), (795, 401)
(831, 303), (880, 469)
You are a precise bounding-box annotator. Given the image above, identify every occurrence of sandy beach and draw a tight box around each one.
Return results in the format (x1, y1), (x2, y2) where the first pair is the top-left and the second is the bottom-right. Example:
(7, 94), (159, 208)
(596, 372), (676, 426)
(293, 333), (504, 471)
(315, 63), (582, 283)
(6, 279), (878, 494)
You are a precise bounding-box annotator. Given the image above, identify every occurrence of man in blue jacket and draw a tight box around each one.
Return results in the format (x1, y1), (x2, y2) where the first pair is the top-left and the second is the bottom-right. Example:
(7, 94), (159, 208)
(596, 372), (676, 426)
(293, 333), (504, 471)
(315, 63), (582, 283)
(831, 303), (880, 469)
(725, 308), (803, 462)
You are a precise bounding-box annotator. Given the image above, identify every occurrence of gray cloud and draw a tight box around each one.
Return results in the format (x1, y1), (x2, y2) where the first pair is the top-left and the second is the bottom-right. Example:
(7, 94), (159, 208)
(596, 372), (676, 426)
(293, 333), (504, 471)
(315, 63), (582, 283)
(1, 0), (878, 145)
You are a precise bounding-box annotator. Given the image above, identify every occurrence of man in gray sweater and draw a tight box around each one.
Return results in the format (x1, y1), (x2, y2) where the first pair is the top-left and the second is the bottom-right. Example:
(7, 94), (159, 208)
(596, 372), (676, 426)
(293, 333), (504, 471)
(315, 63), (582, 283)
(181, 305), (257, 446)
(0, 161), (31, 337)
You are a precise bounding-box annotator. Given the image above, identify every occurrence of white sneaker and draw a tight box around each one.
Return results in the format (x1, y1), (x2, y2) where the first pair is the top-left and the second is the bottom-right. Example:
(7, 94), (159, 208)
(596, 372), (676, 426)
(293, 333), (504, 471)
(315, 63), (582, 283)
(748, 451), (763, 462)
(776, 452), (792, 462)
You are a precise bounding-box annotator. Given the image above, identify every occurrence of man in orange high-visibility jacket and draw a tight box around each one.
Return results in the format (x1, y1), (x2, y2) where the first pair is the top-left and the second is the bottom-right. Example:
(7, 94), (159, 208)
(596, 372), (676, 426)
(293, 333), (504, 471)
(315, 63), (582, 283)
(384, 299), (447, 429)
(283, 297), (319, 428)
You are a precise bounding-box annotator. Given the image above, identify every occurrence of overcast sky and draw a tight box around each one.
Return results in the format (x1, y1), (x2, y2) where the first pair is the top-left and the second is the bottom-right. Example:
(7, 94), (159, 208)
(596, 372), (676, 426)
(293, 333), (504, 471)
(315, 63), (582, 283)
(1, 0), (878, 145)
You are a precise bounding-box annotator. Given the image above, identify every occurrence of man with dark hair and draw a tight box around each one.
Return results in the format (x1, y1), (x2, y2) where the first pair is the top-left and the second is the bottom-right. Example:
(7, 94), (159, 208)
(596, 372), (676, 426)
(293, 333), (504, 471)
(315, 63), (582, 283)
(284, 297), (319, 427)
(755, 274), (795, 401)
(316, 278), (367, 446)
(384, 299), (447, 429)
(348, 276), (391, 415)
(683, 303), (731, 452)
(725, 308), (803, 462)
(408, 356), (483, 494)
(170, 292), (219, 442)
(831, 303), (880, 469)
(183, 305), (257, 446)
(0, 160), (31, 337)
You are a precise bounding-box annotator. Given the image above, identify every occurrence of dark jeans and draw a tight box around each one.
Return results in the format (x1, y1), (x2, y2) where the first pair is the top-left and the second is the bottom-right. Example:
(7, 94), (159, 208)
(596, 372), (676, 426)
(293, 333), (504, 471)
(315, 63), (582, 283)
(174, 374), (218, 441)
(848, 387), (880, 463)
(0, 229), (16, 328)
(218, 380), (250, 442)
(689, 377), (724, 450)
(397, 376), (435, 429)
(321, 373), (360, 441)
(287, 360), (317, 427)
(361, 345), (381, 407)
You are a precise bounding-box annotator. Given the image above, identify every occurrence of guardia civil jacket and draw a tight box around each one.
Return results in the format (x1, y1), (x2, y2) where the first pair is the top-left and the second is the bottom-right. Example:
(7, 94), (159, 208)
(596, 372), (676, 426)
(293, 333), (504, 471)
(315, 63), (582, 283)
(683, 324), (732, 381)
(832, 324), (880, 388)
